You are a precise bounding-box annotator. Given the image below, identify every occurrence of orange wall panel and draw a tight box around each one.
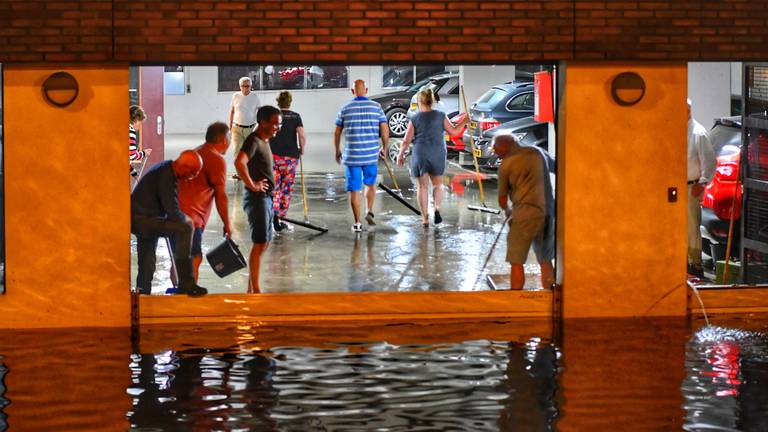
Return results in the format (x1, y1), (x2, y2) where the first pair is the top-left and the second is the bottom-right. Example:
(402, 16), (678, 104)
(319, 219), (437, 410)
(0, 66), (131, 328)
(559, 63), (688, 318)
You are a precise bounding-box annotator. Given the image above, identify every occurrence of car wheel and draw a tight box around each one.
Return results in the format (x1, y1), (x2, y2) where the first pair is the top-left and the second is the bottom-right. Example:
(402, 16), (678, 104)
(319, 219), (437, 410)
(387, 108), (408, 137)
(388, 140), (401, 165)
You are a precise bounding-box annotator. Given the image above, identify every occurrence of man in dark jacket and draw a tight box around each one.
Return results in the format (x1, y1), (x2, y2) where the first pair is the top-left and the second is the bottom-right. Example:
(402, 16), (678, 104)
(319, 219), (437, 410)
(131, 150), (207, 296)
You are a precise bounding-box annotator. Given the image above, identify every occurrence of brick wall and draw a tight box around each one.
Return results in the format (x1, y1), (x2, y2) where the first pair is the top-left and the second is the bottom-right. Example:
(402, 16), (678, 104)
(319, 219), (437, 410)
(0, 0), (767, 63)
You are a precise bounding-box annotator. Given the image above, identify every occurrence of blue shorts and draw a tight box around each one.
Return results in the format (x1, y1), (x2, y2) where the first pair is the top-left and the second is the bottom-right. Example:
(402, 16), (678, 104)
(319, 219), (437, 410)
(243, 193), (274, 244)
(345, 164), (378, 192)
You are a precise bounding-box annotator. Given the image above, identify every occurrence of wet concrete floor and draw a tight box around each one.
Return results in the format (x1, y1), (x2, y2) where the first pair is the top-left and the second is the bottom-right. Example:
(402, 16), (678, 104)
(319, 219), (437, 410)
(133, 138), (549, 295)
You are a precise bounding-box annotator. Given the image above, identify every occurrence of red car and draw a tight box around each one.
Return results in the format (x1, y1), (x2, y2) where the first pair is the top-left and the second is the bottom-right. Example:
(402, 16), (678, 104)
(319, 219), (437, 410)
(701, 117), (743, 264)
(445, 112), (467, 152)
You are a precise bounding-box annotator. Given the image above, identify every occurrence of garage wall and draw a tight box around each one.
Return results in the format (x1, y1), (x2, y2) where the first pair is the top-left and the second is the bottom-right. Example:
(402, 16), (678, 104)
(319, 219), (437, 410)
(687, 62), (732, 130)
(0, 66), (131, 328)
(560, 63), (688, 318)
(165, 66), (392, 135)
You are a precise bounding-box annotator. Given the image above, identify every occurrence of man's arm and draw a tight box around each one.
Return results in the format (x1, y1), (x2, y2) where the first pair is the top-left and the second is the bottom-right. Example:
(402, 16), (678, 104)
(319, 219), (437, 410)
(333, 125), (343, 164)
(159, 172), (190, 224)
(699, 133), (716, 184)
(212, 160), (231, 237)
(229, 106), (235, 130)
(379, 121), (390, 156)
(235, 151), (268, 193)
(497, 163), (510, 213)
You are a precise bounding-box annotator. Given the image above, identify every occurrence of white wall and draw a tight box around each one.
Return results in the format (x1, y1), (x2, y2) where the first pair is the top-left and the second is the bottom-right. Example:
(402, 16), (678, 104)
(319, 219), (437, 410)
(459, 65), (516, 110)
(731, 62), (742, 98)
(688, 62), (732, 130)
(164, 66), (404, 135)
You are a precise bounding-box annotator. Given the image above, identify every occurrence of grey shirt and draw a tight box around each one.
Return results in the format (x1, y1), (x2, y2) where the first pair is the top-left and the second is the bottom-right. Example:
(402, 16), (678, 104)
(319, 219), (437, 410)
(241, 133), (275, 195)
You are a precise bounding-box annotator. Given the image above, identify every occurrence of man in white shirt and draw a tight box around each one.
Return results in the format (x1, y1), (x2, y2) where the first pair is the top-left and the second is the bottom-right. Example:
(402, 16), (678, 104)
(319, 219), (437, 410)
(229, 76), (261, 160)
(687, 98), (717, 278)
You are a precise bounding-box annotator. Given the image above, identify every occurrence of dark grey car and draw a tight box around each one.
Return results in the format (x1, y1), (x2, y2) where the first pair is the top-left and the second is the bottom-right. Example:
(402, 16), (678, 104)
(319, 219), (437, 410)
(459, 115), (549, 172)
(369, 72), (459, 138)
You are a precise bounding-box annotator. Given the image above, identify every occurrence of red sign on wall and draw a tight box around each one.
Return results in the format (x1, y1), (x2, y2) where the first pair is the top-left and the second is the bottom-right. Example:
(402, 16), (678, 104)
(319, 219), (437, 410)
(534, 71), (554, 123)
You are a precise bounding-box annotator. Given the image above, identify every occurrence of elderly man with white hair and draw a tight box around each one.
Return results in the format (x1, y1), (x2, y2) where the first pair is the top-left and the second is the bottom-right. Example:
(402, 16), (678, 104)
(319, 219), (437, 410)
(229, 76), (262, 163)
(687, 98), (716, 278)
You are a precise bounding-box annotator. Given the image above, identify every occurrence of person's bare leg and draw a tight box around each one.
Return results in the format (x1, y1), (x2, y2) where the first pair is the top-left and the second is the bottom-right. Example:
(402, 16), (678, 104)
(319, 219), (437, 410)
(430, 175), (443, 211)
(540, 261), (554, 290)
(248, 242), (269, 294)
(350, 191), (361, 224)
(417, 175), (429, 224)
(510, 263), (525, 290)
(192, 255), (203, 282)
(364, 184), (376, 214)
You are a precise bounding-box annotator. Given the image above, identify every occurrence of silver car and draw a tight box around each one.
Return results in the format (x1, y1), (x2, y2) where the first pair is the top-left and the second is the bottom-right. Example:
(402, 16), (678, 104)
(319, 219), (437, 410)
(406, 75), (460, 119)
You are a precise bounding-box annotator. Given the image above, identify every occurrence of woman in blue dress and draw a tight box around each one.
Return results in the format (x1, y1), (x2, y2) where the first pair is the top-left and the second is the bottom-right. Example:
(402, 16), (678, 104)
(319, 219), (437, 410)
(396, 88), (468, 227)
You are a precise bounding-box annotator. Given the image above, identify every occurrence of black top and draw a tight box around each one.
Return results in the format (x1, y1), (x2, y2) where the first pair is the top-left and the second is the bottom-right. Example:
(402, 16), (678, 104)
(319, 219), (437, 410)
(131, 160), (186, 222)
(269, 109), (303, 158)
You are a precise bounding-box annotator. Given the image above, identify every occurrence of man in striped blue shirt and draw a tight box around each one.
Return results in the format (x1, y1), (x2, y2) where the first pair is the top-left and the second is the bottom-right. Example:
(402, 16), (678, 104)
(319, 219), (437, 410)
(334, 79), (389, 232)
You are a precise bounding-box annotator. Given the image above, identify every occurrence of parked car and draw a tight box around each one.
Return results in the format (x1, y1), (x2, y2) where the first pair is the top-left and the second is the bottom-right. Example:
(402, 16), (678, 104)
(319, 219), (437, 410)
(458, 115), (549, 172)
(465, 81), (535, 143)
(701, 117), (743, 265)
(406, 75), (460, 120)
(369, 72), (458, 138)
(387, 111), (466, 165)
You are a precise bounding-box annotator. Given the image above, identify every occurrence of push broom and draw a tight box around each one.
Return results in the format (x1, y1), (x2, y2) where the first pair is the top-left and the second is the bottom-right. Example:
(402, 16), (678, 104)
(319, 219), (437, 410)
(278, 152), (328, 233)
(461, 85), (501, 215)
(378, 149), (421, 216)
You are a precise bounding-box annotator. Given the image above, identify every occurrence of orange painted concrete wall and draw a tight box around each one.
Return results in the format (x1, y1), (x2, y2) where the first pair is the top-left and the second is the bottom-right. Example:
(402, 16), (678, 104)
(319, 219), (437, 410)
(559, 63), (688, 318)
(0, 66), (131, 328)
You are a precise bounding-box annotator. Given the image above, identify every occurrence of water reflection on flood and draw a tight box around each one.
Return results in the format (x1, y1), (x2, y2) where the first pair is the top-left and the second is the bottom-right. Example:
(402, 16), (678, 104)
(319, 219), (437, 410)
(127, 340), (559, 431)
(682, 326), (768, 432)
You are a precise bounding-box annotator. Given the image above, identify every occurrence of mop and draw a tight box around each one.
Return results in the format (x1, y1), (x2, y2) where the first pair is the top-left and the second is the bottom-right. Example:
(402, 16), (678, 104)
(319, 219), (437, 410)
(278, 154), (328, 233)
(378, 152), (421, 216)
(461, 85), (502, 215)
(472, 212), (513, 290)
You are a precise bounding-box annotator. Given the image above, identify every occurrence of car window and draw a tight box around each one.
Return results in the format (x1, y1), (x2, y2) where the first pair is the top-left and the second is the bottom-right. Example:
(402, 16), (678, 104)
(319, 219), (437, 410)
(447, 84), (459, 95)
(506, 92), (534, 111)
(709, 124), (742, 156)
(407, 77), (433, 92)
(475, 89), (507, 106)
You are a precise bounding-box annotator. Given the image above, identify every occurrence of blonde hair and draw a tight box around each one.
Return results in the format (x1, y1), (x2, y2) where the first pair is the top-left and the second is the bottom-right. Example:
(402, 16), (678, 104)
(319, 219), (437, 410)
(417, 88), (435, 108)
(129, 105), (146, 123)
(276, 91), (292, 109)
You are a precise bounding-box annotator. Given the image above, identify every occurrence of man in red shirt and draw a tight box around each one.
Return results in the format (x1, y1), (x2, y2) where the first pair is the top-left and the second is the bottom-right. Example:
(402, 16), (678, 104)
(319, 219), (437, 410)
(178, 122), (233, 280)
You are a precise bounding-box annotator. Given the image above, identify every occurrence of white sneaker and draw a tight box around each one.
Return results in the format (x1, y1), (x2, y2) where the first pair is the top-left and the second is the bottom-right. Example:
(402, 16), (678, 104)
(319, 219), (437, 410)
(351, 222), (363, 232)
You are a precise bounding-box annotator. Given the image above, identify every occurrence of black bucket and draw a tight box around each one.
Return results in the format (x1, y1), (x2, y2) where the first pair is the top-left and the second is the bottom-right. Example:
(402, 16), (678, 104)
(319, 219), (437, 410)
(205, 237), (247, 278)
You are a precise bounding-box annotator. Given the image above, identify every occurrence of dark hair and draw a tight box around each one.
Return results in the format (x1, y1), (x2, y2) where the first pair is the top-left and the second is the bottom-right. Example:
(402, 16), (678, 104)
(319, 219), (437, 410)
(257, 105), (281, 124)
(129, 105), (146, 123)
(205, 122), (229, 143)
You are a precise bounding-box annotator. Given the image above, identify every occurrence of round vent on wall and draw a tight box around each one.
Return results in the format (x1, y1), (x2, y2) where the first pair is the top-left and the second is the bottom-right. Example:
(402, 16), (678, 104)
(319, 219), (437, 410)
(42, 72), (79, 108)
(611, 72), (645, 106)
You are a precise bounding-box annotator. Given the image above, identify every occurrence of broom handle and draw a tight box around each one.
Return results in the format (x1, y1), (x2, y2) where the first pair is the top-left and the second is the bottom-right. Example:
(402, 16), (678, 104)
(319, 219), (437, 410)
(299, 155), (309, 220)
(381, 152), (401, 192)
(722, 184), (739, 283)
(460, 85), (486, 205)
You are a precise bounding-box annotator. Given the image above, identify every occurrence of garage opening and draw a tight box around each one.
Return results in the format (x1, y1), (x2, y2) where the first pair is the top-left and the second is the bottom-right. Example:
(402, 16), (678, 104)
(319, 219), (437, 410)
(129, 64), (558, 295)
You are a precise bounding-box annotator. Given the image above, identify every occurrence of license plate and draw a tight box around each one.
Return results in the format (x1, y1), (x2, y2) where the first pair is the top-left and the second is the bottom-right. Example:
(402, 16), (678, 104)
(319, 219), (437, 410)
(470, 121), (477, 129)
(410, 103), (417, 111)
(473, 149), (482, 158)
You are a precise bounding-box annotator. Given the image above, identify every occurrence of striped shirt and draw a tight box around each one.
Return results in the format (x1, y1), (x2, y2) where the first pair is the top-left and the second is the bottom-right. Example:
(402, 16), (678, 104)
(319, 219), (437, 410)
(335, 96), (386, 166)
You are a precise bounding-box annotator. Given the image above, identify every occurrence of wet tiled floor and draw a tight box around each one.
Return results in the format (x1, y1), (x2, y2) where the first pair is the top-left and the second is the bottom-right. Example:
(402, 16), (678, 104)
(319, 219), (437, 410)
(132, 135), (549, 295)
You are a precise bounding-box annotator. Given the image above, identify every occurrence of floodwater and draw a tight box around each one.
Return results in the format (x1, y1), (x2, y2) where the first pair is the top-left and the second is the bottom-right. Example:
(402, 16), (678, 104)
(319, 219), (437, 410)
(0, 316), (767, 431)
(131, 164), (548, 295)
